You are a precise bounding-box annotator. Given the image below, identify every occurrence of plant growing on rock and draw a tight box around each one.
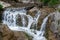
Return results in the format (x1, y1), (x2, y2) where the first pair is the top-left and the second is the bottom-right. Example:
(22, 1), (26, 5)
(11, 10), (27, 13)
(0, 4), (3, 11)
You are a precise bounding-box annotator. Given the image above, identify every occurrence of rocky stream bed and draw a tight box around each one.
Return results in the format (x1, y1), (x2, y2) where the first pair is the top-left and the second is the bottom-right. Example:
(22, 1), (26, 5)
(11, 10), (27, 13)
(0, 0), (60, 40)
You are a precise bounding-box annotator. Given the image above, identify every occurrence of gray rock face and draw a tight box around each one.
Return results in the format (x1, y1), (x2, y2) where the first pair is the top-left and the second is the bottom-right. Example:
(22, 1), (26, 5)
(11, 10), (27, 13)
(50, 11), (60, 40)
(57, 5), (60, 9)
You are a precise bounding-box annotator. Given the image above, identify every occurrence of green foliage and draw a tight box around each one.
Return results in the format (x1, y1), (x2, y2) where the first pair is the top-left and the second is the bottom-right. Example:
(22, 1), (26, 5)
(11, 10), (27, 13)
(48, 0), (59, 7)
(40, 0), (50, 5)
(57, 8), (60, 12)
(23, 32), (33, 40)
(0, 4), (3, 10)
(38, 0), (60, 7)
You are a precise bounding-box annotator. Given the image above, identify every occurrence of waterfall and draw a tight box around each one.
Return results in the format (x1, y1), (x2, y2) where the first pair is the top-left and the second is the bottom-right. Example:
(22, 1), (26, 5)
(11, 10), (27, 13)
(32, 10), (41, 29)
(27, 15), (33, 29)
(39, 15), (50, 36)
(2, 8), (51, 40)
(3, 8), (27, 27)
(3, 8), (36, 36)
(33, 15), (50, 40)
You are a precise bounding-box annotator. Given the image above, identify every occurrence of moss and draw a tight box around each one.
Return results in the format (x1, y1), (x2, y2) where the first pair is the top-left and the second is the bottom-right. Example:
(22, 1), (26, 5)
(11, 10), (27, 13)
(57, 8), (60, 12)
(23, 32), (33, 40)
(48, 0), (59, 7)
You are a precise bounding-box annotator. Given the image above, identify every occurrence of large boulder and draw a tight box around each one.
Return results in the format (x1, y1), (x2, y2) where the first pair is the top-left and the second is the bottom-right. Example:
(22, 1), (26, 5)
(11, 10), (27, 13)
(0, 24), (28, 40)
(47, 11), (60, 40)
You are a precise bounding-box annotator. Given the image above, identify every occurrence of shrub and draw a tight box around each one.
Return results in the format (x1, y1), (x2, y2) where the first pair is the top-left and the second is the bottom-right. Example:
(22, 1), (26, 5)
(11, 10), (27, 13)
(48, 0), (59, 7)
(0, 4), (3, 10)
(40, 0), (50, 5)
(38, 0), (60, 7)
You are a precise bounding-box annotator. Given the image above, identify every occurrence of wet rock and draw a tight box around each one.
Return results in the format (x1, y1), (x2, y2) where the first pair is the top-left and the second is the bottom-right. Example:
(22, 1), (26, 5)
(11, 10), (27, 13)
(27, 7), (40, 30)
(27, 7), (55, 30)
(29, 7), (38, 13)
(16, 14), (28, 27)
(27, 7), (38, 17)
(16, 14), (23, 26)
(40, 7), (55, 13)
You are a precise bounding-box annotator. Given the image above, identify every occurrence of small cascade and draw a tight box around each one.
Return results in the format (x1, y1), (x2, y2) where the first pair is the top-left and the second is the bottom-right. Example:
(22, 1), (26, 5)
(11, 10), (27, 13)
(3, 8), (27, 27)
(33, 15), (50, 40)
(39, 15), (50, 36)
(3, 8), (52, 40)
(32, 10), (41, 29)
(27, 15), (33, 29)
(3, 8), (36, 36)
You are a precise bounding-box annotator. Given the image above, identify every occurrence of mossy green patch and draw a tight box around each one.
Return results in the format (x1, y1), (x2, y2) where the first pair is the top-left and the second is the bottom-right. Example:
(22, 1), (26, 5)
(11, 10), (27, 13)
(0, 4), (3, 11)
(23, 32), (33, 40)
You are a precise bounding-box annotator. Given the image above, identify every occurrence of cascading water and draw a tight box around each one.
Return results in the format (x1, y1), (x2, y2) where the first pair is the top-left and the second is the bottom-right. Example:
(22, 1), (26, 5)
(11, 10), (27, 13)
(32, 10), (41, 29)
(27, 15), (33, 29)
(3, 8), (51, 40)
(39, 15), (50, 36)
(33, 15), (50, 40)
(3, 8), (27, 27)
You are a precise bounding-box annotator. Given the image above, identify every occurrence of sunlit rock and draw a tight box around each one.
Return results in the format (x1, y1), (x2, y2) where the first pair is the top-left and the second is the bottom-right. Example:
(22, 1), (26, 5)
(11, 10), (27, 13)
(29, 7), (38, 12)
(0, 1), (11, 8)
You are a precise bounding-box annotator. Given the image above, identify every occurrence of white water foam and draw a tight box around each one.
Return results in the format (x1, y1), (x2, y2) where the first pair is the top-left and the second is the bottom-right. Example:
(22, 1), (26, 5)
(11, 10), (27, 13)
(3, 8), (51, 40)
